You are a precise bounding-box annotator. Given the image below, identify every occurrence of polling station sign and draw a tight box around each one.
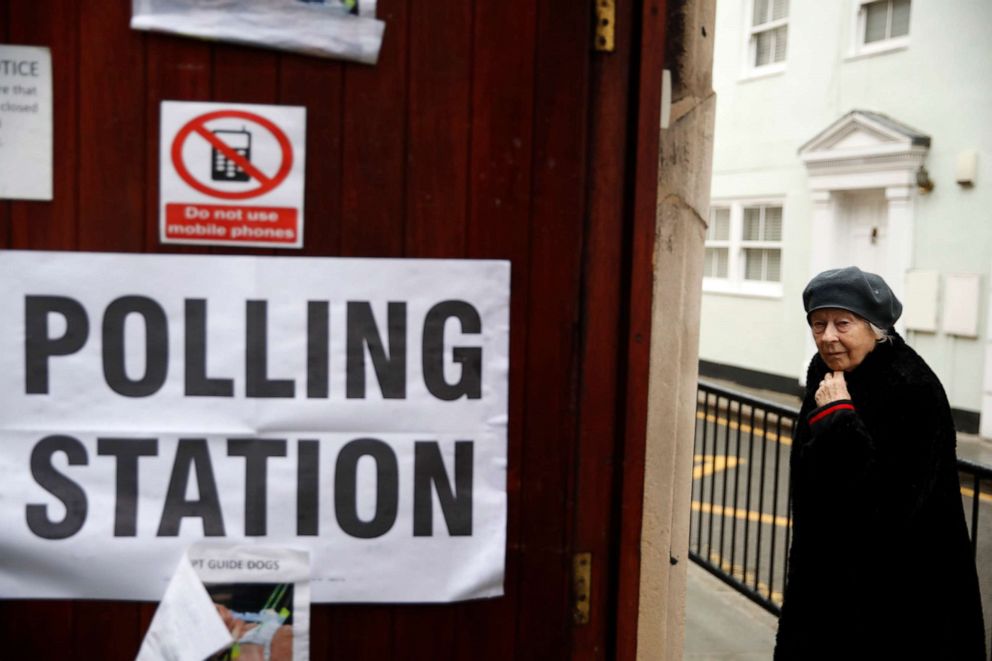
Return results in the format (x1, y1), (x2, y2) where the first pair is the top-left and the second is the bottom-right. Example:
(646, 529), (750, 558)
(0, 251), (509, 603)
(160, 101), (306, 249)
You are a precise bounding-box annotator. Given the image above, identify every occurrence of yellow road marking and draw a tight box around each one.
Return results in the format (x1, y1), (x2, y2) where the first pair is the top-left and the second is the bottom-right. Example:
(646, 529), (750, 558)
(695, 411), (792, 446)
(691, 454), (790, 528)
(704, 551), (783, 604)
(692, 454), (744, 479)
(960, 485), (992, 505)
(691, 500), (791, 529)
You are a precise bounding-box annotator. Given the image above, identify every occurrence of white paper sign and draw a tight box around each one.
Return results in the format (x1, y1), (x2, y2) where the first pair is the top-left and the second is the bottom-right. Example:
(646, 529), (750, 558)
(131, 0), (385, 66)
(0, 45), (53, 201)
(160, 101), (307, 249)
(0, 251), (509, 603)
(136, 554), (234, 661)
(139, 544), (311, 661)
(193, 544), (310, 661)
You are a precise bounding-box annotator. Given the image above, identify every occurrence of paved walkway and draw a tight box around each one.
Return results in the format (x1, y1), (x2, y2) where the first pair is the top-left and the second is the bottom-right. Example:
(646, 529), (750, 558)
(684, 563), (777, 660)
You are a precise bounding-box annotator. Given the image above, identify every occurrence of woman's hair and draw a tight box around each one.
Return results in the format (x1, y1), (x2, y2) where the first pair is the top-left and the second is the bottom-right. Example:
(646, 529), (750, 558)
(868, 321), (892, 343)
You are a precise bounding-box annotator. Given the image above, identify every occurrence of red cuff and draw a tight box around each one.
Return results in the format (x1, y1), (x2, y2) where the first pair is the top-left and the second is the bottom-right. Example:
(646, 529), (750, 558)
(808, 401), (855, 426)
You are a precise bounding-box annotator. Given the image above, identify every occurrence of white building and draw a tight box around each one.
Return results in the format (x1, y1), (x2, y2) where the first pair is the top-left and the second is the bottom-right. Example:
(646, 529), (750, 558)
(700, 0), (992, 435)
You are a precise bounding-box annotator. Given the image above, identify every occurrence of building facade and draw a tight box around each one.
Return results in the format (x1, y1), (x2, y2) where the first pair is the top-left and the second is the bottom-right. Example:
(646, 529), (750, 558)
(701, 0), (992, 434)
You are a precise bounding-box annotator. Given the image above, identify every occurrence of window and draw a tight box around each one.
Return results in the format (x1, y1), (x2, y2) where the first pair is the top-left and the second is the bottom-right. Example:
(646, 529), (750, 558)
(704, 202), (784, 296)
(864, 0), (910, 43)
(852, 0), (910, 56)
(704, 207), (730, 278)
(742, 205), (782, 282)
(748, 0), (788, 72)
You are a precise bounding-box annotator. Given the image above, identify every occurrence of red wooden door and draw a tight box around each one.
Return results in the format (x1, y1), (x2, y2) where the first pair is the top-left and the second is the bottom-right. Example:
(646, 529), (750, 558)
(0, 0), (666, 658)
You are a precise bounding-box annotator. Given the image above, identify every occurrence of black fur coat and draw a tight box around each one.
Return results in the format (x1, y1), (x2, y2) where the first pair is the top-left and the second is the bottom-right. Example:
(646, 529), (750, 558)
(774, 333), (986, 660)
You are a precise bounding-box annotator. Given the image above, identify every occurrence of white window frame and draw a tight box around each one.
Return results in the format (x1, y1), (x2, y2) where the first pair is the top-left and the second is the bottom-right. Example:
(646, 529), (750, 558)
(704, 199), (785, 298)
(741, 0), (788, 79)
(847, 0), (911, 60)
(703, 207), (731, 281)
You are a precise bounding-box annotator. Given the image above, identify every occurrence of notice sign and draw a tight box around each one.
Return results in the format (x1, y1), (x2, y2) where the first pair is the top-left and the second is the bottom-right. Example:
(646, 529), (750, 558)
(138, 544), (311, 661)
(0, 251), (510, 603)
(160, 101), (306, 249)
(0, 45), (53, 200)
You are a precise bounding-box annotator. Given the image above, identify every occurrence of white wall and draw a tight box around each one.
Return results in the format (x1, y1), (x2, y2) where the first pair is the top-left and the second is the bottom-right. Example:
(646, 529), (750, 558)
(703, 0), (992, 412)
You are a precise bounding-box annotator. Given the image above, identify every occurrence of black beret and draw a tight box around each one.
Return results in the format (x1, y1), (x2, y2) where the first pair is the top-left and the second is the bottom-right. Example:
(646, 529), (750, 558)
(803, 266), (902, 329)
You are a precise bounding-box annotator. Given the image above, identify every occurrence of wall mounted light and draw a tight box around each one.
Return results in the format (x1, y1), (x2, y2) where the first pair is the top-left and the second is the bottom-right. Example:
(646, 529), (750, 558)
(915, 165), (934, 194)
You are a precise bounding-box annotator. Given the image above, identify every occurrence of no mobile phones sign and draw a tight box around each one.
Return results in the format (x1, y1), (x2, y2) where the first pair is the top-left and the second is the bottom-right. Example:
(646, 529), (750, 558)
(160, 101), (306, 249)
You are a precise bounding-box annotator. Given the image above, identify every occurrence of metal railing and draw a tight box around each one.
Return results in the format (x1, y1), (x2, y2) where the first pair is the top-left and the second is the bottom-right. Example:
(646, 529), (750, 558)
(689, 381), (992, 658)
(689, 382), (796, 615)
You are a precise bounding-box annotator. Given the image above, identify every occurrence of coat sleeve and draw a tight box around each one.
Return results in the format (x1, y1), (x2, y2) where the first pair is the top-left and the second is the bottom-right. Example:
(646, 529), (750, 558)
(797, 397), (879, 516)
(799, 377), (952, 526)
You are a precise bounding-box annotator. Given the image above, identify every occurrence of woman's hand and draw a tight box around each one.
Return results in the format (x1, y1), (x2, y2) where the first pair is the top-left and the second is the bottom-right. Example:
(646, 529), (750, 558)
(815, 371), (850, 407)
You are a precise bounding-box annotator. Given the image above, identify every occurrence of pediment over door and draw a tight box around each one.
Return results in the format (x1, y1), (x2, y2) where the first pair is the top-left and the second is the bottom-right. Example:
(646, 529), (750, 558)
(799, 110), (930, 180)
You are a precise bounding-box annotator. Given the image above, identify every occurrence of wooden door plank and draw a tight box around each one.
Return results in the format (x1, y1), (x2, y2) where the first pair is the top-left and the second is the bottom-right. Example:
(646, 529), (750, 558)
(136, 34), (215, 649)
(403, 0), (471, 260)
(571, 0), (638, 657)
(8, 0), (78, 250)
(0, 201), (7, 249)
(0, 0), (7, 246)
(390, 0), (472, 655)
(0, 5), (75, 657)
(327, 605), (395, 658)
(514, 0), (591, 657)
(68, 599), (140, 661)
(76, 0), (146, 254)
(212, 45), (279, 105)
(456, 0), (537, 657)
(1, 1), (11, 248)
(70, 1), (147, 653)
(393, 606), (461, 661)
(138, 602), (157, 646)
(143, 34), (212, 254)
(279, 53), (344, 257)
(277, 48), (347, 658)
(0, 599), (73, 658)
(327, 0), (408, 655)
(338, 0), (408, 259)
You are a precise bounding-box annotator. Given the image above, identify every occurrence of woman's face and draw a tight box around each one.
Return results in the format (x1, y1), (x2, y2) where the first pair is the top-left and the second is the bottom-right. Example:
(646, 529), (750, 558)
(809, 308), (878, 372)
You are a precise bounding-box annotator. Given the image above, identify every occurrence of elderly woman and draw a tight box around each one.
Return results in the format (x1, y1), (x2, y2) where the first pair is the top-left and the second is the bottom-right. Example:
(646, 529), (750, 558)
(774, 267), (986, 660)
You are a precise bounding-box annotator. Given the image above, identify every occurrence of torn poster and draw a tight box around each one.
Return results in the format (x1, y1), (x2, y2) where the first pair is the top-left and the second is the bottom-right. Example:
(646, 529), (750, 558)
(138, 544), (310, 661)
(131, 0), (385, 65)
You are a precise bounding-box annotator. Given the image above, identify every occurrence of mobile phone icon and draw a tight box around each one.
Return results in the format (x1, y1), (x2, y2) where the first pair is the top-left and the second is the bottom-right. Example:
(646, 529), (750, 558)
(211, 128), (252, 182)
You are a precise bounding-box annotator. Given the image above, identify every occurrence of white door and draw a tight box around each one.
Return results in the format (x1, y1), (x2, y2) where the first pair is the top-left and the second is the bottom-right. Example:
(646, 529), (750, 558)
(837, 189), (888, 276)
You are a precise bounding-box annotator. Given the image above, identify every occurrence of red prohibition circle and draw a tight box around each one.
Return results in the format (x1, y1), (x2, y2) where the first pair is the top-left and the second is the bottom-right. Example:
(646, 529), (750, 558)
(171, 109), (294, 200)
